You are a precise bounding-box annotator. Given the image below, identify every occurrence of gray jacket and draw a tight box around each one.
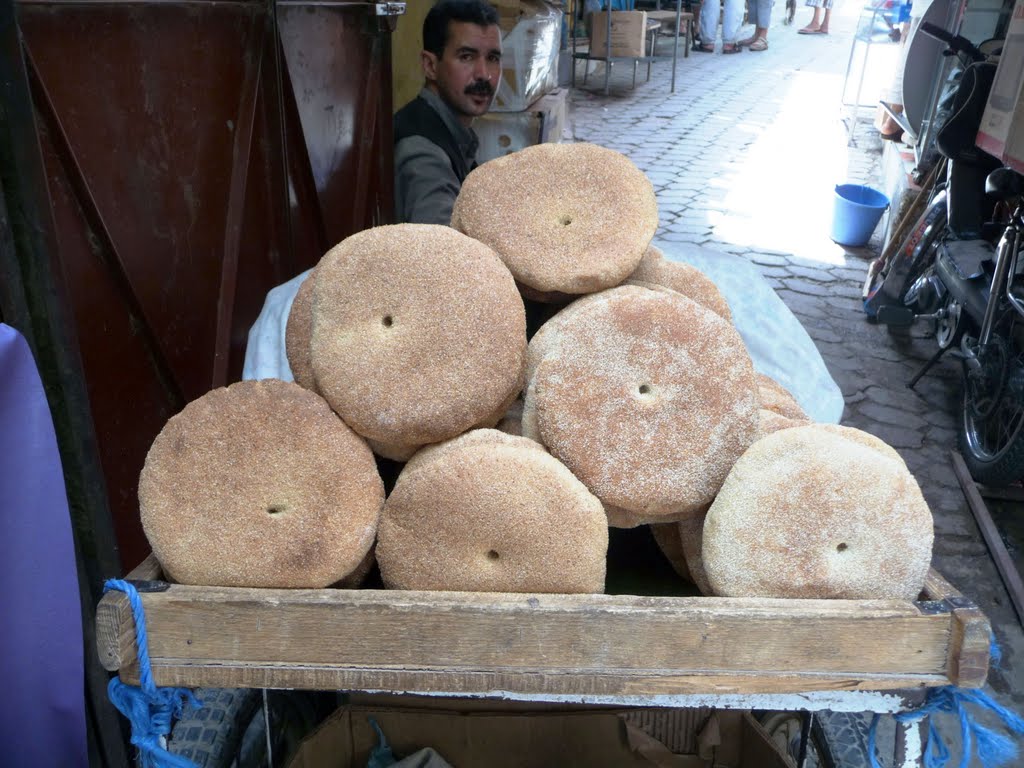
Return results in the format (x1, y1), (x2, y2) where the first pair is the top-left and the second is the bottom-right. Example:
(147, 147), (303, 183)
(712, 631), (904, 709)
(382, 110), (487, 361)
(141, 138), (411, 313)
(393, 88), (480, 225)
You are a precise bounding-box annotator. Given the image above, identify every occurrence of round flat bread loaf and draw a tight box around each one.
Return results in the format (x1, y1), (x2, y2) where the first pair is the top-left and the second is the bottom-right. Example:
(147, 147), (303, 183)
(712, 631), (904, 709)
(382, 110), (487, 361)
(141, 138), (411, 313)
(677, 513), (713, 595)
(452, 143), (657, 294)
(650, 522), (691, 582)
(311, 224), (526, 445)
(702, 424), (933, 600)
(533, 285), (758, 521)
(758, 409), (805, 437)
(517, 282), (577, 305)
(139, 380), (384, 588)
(377, 429), (608, 593)
(286, 270), (317, 392)
(650, 509), (713, 593)
(756, 373), (808, 421)
(366, 376), (526, 462)
(524, 292), (608, 386)
(497, 397), (524, 436)
(625, 245), (732, 322)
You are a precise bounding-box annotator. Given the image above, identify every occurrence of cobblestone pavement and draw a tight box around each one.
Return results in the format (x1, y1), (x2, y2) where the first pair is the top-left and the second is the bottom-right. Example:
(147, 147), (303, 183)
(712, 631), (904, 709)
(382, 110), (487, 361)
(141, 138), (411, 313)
(566, 4), (1022, 764)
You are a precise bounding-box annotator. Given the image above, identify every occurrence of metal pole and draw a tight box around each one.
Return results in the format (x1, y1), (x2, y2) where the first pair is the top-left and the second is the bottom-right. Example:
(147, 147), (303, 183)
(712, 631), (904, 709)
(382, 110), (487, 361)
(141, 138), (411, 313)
(671, 0), (680, 92)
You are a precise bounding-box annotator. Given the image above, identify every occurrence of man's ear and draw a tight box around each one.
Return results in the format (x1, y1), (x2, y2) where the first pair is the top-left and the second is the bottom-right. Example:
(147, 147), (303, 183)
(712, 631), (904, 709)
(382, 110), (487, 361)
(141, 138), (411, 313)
(421, 50), (439, 82)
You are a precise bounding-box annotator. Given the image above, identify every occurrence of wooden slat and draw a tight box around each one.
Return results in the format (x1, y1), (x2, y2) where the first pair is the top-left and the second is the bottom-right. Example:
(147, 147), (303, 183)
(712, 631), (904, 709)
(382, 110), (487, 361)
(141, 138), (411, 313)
(126, 552), (163, 581)
(96, 583), (956, 695)
(951, 450), (1024, 627)
(138, 665), (950, 697)
(974, 483), (1024, 503)
(923, 562), (992, 688)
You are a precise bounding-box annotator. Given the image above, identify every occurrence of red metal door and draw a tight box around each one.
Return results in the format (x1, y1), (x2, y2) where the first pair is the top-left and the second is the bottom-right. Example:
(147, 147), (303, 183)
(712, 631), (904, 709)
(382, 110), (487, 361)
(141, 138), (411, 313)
(14, 0), (396, 569)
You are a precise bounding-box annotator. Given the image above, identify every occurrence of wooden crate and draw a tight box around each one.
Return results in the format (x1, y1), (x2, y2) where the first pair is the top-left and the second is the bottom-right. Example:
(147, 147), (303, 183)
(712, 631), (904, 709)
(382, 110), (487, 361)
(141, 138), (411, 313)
(96, 555), (990, 697)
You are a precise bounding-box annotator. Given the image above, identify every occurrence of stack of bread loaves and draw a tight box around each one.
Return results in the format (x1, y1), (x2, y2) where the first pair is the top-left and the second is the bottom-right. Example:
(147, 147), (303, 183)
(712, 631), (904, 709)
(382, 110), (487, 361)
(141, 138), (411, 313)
(139, 141), (933, 601)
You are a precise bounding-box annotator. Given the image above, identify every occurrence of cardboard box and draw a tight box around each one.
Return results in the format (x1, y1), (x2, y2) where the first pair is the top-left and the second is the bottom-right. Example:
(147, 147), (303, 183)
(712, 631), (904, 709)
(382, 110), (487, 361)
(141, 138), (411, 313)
(976, 0), (1024, 173)
(286, 697), (791, 768)
(476, 88), (567, 163)
(492, 0), (562, 112)
(589, 10), (649, 58)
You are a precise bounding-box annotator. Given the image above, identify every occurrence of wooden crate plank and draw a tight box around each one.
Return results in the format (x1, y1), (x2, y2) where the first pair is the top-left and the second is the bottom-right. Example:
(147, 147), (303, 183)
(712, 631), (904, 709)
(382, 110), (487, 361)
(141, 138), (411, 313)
(134, 664), (949, 696)
(923, 562), (991, 688)
(97, 585), (952, 689)
(951, 450), (1024, 626)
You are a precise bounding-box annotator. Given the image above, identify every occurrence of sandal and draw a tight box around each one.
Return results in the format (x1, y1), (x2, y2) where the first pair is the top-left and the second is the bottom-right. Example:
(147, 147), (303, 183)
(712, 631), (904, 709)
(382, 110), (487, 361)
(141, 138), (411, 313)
(722, 43), (742, 54)
(748, 36), (768, 51)
(695, 42), (715, 53)
(738, 35), (759, 46)
(797, 26), (826, 34)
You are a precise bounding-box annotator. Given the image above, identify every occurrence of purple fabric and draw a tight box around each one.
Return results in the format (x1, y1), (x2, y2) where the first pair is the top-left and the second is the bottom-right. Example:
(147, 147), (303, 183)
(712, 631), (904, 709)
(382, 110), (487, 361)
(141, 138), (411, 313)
(0, 323), (88, 767)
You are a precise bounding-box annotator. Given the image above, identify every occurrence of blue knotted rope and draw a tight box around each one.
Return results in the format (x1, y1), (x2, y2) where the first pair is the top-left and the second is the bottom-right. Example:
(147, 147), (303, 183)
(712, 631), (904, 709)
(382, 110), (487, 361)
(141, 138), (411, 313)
(103, 579), (202, 768)
(867, 636), (1024, 768)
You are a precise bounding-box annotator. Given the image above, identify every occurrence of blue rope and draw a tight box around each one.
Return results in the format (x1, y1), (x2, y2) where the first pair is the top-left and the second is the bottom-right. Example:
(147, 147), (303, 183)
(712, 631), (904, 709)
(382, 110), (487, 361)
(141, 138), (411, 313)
(103, 579), (202, 768)
(867, 636), (1024, 768)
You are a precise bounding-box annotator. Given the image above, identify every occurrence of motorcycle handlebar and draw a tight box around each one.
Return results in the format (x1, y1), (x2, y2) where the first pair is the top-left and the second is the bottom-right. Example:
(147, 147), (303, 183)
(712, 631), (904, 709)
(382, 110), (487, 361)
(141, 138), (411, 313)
(919, 21), (986, 62)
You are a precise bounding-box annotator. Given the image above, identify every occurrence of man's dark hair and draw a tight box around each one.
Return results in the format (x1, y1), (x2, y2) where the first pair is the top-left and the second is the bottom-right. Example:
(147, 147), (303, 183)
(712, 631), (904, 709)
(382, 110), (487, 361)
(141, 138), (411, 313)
(423, 0), (500, 58)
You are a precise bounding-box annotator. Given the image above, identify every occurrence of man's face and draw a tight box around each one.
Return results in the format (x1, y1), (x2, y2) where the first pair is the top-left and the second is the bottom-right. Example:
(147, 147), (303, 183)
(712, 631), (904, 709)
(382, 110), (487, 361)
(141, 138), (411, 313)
(423, 21), (502, 124)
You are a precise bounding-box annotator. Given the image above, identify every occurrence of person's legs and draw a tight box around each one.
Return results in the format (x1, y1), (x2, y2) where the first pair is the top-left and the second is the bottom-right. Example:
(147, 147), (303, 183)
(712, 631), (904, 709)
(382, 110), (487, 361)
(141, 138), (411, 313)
(698, 0), (722, 48)
(799, 0), (824, 32)
(819, 6), (832, 32)
(739, 0), (771, 45)
(722, 0), (745, 47)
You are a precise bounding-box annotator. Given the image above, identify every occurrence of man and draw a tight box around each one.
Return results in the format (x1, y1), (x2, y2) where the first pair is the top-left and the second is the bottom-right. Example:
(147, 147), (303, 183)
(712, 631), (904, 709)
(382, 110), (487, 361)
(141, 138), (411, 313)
(394, 0), (502, 225)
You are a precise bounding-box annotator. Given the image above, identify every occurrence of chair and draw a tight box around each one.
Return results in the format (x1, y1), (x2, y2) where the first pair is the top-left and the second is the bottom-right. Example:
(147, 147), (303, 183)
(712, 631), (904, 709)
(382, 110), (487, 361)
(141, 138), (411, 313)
(647, 8), (696, 57)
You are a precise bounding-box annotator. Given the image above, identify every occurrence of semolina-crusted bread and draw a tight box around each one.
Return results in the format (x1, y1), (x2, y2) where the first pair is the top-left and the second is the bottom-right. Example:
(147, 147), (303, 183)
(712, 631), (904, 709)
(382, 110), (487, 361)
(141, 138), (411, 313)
(521, 378), (542, 443)
(524, 292), (609, 387)
(310, 224), (527, 446)
(755, 372), (808, 421)
(285, 269), (318, 393)
(649, 522), (692, 583)
(139, 380), (384, 588)
(336, 545), (376, 588)
(532, 285), (759, 522)
(517, 282), (577, 305)
(702, 424), (933, 600)
(366, 374), (526, 462)
(603, 501), (705, 528)
(677, 512), (714, 595)
(377, 429), (608, 593)
(818, 422), (907, 466)
(497, 396), (525, 437)
(625, 245), (732, 323)
(452, 143), (658, 295)
(757, 408), (806, 438)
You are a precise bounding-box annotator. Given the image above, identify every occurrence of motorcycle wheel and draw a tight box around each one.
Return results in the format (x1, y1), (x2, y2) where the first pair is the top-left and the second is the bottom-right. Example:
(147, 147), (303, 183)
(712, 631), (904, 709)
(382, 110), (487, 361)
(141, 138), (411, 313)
(959, 339), (1024, 486)
(168, 688), (326, 768)
(863, 200), (946, 320)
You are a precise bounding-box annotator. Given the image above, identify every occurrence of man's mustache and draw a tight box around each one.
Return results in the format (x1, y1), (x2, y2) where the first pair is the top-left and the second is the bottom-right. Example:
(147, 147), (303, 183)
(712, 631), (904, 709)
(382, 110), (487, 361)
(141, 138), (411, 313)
(464, 80), (494, 97)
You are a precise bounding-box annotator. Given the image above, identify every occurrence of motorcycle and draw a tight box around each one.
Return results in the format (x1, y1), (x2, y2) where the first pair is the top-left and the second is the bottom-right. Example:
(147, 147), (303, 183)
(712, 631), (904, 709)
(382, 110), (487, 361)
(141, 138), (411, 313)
(861, 23), (1024, 486)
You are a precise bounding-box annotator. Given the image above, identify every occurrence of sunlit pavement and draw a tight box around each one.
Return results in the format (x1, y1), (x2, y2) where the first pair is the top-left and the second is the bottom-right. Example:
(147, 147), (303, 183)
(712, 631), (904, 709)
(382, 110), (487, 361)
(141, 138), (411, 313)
(567, 4), (1022, 763)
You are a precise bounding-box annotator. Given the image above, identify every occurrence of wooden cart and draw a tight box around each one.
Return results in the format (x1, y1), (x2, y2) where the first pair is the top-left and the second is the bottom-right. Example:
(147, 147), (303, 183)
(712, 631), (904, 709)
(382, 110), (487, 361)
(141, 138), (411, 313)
(97, 556), (991, 767)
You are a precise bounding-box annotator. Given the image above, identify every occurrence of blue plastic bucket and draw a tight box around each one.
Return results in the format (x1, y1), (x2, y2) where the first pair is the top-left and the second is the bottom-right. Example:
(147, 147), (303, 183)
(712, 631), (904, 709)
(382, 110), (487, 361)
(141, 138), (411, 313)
(830, 183), (890, 247)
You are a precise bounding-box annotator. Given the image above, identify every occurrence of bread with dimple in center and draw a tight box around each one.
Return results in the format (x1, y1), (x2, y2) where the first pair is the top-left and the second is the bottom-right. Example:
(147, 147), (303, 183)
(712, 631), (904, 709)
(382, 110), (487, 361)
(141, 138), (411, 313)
(531, 285), (759, 523)
(139, 379), (384, 588)
(310, 224), (527, 447)
(452, 143), (658, 295)
(376, 429), (608, 593)
(702, 423), (933, 600)
(625, 245), (732, 323)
